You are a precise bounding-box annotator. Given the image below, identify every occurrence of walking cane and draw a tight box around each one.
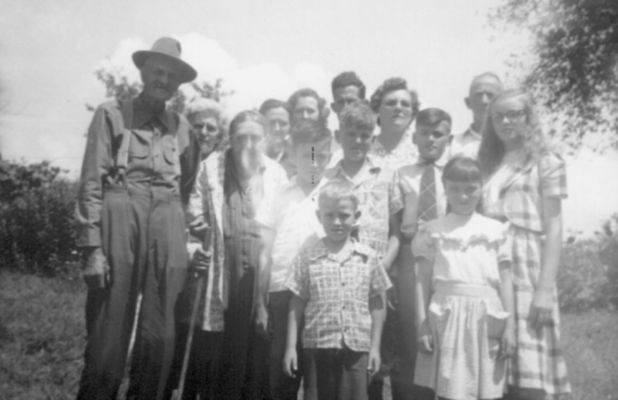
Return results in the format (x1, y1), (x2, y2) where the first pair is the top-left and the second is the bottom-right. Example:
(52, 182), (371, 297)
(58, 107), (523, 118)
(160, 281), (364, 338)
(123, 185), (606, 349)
(116, 293), (143, 400)
(172, 227), (212, 400)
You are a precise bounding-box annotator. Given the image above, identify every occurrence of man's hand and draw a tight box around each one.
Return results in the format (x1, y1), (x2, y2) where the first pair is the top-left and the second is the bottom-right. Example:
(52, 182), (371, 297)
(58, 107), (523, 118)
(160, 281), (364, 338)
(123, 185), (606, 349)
(188, 215), (210, 238)
(82, 247), (110, 289)
(417, 333), (433, 354)
(255, 302), (269, 337)
(283, 347), (298, 378)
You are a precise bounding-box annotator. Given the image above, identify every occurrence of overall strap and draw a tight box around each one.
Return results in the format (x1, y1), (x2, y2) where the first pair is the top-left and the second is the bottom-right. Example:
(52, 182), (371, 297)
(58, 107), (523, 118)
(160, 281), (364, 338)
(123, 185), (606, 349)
(115, 99), (134, 172)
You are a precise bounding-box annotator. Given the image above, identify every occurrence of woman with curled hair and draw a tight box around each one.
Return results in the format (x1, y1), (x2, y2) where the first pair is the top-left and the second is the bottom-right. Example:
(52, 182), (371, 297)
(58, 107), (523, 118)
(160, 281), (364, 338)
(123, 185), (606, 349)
(369, 77), (421, 169)
(185, 110), (288, 400)
(479, 89), (571, 400)
(287, 88), (330, 126)
(185, 98), (227, 160)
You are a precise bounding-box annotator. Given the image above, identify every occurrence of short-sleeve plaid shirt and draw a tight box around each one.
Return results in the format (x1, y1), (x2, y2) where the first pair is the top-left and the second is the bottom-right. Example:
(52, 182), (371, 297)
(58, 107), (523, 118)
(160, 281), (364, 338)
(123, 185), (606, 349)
(323, 157), (403, 258)
(285, 238), (392, 352)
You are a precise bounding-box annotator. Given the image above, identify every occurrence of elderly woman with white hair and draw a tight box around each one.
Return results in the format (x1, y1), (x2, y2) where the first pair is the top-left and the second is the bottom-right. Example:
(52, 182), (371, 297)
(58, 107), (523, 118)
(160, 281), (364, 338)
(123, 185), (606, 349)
(185, 98), (227, 160)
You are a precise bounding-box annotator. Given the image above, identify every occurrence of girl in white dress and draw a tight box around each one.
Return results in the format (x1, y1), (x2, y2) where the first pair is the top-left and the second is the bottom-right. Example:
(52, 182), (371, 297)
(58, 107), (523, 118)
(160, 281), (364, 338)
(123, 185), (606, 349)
(413, 156), (515, 400)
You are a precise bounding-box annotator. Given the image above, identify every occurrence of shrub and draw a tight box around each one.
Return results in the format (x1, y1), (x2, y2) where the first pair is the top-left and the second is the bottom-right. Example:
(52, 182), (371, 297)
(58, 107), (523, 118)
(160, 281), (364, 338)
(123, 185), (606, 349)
(558, 214), (618, 312)
(0, 160), (79, 276)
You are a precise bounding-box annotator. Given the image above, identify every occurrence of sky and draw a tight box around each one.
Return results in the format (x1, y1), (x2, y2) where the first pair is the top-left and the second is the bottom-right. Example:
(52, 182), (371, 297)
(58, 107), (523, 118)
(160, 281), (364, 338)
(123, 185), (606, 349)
(0, 0), (616, 235)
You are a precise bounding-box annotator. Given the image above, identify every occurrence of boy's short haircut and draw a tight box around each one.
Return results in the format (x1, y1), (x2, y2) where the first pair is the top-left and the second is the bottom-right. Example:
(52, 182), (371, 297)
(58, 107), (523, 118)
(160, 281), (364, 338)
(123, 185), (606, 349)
(338, 100), (375, 133)
(289, 120), (332, 148)
(415, 107), (452, 128)
(318, 180), (359, 211)
(331, 71), (366, 99)
(259, 98), (289, 115)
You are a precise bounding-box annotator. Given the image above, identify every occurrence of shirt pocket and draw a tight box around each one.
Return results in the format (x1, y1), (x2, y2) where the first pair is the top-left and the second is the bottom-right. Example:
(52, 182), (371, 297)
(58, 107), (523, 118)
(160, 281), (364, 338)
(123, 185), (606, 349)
(161, 136), (178, 165)
(129, 130), (150, 159)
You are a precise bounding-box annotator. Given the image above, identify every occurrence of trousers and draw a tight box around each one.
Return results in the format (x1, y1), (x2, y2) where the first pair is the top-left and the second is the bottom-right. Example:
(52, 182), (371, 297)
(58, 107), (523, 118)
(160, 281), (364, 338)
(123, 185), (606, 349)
(76, 186), (188, 400)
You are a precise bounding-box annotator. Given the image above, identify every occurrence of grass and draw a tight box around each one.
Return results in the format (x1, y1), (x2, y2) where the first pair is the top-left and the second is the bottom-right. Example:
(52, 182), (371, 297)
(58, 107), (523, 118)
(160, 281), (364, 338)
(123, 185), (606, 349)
(1, 269), (617, 400)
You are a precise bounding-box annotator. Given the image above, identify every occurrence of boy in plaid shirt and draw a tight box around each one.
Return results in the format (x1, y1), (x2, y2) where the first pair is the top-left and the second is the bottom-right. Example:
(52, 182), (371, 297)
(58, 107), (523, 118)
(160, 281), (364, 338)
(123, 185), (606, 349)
(283, 181), (391, 400)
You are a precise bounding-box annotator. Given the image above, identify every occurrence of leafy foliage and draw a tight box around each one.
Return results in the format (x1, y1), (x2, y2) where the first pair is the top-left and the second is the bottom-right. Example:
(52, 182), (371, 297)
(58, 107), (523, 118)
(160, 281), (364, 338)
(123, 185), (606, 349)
(490, 0), (618, 149)
(0, 160), (78, 276)
(558, 214), (618, 311)
(86, 66), (230, 114)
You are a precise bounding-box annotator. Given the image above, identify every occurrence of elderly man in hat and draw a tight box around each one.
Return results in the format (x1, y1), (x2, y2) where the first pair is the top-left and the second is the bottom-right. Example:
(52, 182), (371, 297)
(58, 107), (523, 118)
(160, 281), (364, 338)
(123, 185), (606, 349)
(75, 37), (200, 400)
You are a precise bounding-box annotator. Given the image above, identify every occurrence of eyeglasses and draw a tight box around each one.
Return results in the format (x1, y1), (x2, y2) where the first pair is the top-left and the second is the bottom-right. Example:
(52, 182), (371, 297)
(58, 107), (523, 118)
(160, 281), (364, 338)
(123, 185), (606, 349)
(492, 109), (526, 121)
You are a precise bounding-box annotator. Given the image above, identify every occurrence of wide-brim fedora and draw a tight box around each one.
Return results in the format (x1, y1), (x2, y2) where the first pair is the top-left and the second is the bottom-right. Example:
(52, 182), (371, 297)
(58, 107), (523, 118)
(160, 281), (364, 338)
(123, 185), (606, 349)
(132, 37), (197, 83)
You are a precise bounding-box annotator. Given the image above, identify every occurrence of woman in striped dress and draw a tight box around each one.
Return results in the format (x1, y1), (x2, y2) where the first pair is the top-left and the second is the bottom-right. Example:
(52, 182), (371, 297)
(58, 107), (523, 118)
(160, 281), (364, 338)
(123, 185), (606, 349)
(478, 89), (571, 400)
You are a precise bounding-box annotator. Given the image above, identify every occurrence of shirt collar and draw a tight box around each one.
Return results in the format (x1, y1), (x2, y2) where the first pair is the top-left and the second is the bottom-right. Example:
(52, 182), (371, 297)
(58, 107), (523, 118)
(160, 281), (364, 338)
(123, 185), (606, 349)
(309, 238), (370, 263)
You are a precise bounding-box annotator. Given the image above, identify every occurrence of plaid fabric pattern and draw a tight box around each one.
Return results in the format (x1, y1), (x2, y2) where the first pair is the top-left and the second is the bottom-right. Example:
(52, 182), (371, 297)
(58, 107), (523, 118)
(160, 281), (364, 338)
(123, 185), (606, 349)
(483, 152), (570, 395)
(323, 158), (402, 259)
(286, 238), (392, 352)
(417, 162), (438, 222)
(483, 152), (567, 233)
(370, 129), (418, 170)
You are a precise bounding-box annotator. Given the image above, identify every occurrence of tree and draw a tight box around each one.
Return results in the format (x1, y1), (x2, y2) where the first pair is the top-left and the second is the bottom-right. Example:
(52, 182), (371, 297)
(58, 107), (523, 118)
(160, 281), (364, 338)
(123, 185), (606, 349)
(87, 66), (230, 114)
(491, 0), (618, 149)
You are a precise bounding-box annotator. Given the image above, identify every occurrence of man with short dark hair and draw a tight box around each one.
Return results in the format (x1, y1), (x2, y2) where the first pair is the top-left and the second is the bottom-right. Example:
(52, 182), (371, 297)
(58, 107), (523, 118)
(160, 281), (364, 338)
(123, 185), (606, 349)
(75, 37), (200, 400)
(330, 71), (366, 117)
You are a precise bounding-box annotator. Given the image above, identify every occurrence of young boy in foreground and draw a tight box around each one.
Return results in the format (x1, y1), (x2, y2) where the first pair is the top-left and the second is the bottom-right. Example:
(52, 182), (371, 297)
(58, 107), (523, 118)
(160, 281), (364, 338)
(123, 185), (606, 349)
(283, 181), (391, 400)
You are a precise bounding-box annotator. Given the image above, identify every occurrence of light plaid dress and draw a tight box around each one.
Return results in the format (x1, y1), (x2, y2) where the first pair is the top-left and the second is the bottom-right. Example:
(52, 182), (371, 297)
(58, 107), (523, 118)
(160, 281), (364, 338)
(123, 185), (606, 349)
(483, 151), (571, 396)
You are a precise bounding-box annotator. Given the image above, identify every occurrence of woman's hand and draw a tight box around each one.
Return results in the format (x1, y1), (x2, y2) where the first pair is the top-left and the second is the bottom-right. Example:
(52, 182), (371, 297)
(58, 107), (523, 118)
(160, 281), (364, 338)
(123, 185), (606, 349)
(528, 287), (554, 330)
(499, 319), (515, 359)
(283, 347), (298, 378)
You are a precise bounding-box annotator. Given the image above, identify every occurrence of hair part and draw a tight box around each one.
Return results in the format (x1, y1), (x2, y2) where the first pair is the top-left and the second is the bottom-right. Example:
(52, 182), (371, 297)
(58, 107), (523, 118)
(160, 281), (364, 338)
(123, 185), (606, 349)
(477, 89), (552, 178)
(416, 107), (452, 129)
(259, 98), (289, 115)
(331, 71), (366, 99)
(442, 156), (483, 185)
(318, 180), (359, 211)
(228, 110), (267, 137)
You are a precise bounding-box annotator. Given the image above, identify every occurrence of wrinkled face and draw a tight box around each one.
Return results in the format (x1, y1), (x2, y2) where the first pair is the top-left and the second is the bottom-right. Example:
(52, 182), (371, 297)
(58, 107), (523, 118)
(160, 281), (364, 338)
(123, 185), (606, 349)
(444, 179), (482, 215)
(230, 120), (265, 173)
(292, 139), (331, 187)
(490, 96), (528, 150)
(140, 54), (182, 103)
(293, 96), (320, 122)
(413, 120), (452, 162)
(339, 125), (373, 163)
(378, 89), (413, 131)
(263, 106), (290, 157)
(332, 85), (362, 115)
(317, 197), (359, 243)
(189, 113), (220, 159)
(465, 76), (502, 125)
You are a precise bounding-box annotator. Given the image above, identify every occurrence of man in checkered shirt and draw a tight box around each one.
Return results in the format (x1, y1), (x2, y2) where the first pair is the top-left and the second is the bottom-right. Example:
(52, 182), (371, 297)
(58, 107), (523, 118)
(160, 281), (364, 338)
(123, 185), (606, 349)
(283, 181), (391, 400)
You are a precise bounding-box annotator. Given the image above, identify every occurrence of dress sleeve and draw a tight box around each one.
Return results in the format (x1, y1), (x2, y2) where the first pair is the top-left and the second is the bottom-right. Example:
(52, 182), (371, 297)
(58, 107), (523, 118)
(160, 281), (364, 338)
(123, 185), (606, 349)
(539, 152), (567, 199)
(496, 222), (513, 264)
(285, 251), (310, 300)
(412, 226), (435, 262)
